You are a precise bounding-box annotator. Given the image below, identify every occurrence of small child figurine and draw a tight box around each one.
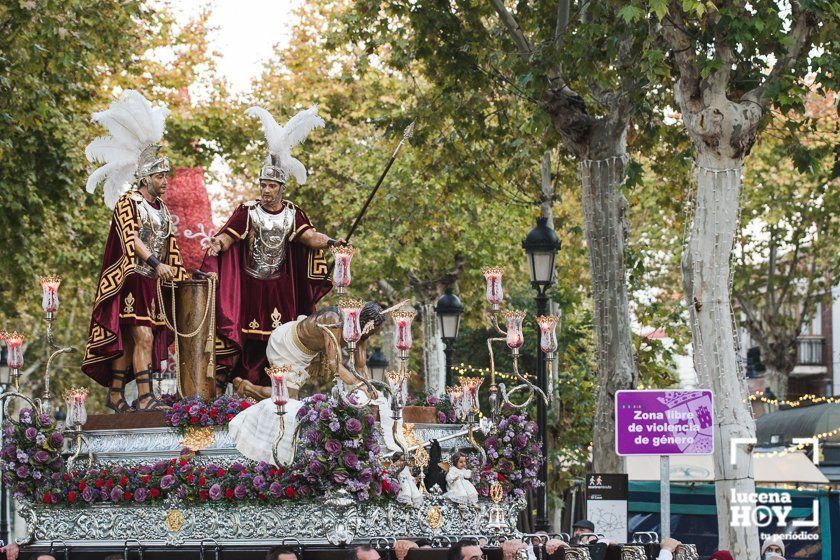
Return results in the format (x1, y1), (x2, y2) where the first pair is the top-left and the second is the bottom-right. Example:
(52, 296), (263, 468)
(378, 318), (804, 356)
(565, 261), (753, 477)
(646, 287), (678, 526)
(444, 451), (478, 506)
(394, 454), (423, 507)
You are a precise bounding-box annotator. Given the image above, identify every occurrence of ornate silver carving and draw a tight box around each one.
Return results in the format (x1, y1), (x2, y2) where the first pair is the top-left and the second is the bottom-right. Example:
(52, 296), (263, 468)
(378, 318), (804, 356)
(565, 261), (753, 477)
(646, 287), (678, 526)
(135, 198), (172, 277)
(620, 546), (646, 560)
(562, 549), (591, 560)
(675, 544), (699, 560)
(245, 204), (295, 279)
(18, 495), (527, 546)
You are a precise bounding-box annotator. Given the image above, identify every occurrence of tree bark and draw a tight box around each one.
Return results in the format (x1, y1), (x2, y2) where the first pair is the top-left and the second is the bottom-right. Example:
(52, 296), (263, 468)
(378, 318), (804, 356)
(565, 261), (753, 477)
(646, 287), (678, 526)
(577, 120), (636, 474)
(682, 148), (760, 556)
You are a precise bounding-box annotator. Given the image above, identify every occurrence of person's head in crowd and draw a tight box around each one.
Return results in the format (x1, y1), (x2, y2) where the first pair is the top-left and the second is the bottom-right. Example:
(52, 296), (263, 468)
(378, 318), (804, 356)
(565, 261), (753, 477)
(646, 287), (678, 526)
(267, 546), (300, 560)
(710, 551), (734, 560)
(571, 519), (596, 544)
(447, 540), (484, 560)
(761, 536), (785, 559)
(348, 545), (381, 560)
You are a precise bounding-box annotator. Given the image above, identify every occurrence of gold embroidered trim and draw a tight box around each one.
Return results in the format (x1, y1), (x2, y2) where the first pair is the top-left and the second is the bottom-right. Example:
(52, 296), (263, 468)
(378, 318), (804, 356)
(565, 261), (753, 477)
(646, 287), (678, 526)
(123, 292), (135, 314)
(248, 318), (259, 330)
(271, 308), (282, 329)
(291, 323), (318, 356)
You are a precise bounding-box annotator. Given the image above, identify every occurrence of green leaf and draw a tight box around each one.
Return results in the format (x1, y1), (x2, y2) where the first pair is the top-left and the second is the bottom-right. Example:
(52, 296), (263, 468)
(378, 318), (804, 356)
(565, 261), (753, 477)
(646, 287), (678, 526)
(619, 5), (645, 24)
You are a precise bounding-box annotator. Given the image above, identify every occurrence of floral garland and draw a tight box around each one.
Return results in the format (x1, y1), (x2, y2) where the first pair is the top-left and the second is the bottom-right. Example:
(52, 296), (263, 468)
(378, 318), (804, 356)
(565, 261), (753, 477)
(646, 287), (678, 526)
(469, 410), (543, 500)
(293, 393), (398, 501)
(164, 395), (253, 430)
(0, 409), (64, 502)
(407, 391), (458, 424)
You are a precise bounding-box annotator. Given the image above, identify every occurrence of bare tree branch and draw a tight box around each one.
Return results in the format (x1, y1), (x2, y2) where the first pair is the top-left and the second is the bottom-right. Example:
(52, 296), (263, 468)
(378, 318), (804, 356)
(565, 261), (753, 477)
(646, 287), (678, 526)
(553, 0), (570, 50)
(487, 0), (534, 59)
(743, 4), (816, 106)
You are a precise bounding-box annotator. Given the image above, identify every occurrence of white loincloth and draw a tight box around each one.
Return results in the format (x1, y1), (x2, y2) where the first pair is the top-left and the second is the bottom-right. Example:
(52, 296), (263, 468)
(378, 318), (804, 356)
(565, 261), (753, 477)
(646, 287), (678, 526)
(266, 317), (318, 390)
(228, 398), (304, 465)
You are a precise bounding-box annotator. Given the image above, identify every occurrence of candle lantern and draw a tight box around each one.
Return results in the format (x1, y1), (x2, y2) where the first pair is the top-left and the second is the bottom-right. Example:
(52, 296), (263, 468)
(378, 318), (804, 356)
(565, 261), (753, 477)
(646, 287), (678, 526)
(482, 267), (504, 312)
(460, 376), (483, 416)
(446, 385), (463, 407)
(4, 332), (24, 391)
(503, 310), (526, 357)
(64, 388), (89, 429)
(339, 299), (364, 351)
(39, 276), (62, 319)
(537, 315), (560, 362)
(392, 309), (416, 361)
(386, 370), (408, 407)
(267, 364), (292, 410)
(331, 246), (356, 296)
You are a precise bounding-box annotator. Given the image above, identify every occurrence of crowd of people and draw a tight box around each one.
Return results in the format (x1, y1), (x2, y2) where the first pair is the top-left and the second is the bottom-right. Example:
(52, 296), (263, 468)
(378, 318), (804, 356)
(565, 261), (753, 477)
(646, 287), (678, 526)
(0, 533), (790, 560)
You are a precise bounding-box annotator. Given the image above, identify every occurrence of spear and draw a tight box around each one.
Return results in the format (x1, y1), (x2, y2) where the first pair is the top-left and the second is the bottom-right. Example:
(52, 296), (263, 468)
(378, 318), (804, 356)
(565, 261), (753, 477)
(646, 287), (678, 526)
(343, 120), (415, 243)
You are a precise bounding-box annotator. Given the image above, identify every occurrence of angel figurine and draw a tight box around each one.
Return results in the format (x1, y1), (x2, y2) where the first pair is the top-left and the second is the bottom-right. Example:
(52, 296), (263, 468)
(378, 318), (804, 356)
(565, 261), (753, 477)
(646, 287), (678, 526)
(442, 451), (478, 506)
(392, 453), (422, 507)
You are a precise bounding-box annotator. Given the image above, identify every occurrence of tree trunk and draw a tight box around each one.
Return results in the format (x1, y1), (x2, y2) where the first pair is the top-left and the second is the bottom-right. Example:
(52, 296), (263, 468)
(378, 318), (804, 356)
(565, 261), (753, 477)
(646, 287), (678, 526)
(421, 302), (446, 395)
(577, 121), (637, 474)
(763, 364), (789, 401)
(682, 152), (760, 556)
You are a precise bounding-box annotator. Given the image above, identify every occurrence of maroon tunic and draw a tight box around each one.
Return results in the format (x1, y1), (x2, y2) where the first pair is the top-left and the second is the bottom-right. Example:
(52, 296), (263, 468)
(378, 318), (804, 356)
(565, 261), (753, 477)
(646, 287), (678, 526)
(82, 192), (188, 387)
(201, 200), (331, 385)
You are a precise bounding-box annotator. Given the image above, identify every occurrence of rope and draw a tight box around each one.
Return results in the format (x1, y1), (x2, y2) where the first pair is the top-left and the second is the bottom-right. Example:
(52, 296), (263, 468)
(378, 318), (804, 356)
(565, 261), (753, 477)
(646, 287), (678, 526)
(155, 275), (217, 397)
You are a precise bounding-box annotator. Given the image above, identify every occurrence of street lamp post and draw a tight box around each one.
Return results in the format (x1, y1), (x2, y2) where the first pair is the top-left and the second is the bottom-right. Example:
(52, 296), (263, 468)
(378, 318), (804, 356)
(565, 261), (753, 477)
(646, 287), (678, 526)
(522, 216), (560, 532)
(366, 347), (389, 381)
(435, 288), (464, 387)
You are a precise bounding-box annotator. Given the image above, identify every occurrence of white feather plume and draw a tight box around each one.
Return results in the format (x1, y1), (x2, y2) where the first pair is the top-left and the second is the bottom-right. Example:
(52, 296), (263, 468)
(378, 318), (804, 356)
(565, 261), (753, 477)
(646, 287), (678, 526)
(246, 105), (325, 185)
(85, 90), (169, 208)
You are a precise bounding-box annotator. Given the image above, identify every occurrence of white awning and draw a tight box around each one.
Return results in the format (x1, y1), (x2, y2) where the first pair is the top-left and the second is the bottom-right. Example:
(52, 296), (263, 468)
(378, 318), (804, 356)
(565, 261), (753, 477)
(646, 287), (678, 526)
(626, 452), (828, 484)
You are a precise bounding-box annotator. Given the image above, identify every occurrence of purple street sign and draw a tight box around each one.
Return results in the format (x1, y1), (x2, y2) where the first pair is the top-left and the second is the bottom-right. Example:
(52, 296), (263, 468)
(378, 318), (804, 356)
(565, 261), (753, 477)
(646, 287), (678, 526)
(615, 390), (714, 455)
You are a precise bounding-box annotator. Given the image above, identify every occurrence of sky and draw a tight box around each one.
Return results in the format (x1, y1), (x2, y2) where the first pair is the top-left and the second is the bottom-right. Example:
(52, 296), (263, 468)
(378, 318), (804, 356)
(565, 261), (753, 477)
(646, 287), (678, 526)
(173, 0), (303, 94)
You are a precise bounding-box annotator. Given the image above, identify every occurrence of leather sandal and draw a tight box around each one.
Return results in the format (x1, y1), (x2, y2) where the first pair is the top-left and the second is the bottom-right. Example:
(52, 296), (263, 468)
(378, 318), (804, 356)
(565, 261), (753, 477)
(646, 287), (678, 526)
(135, 369), (168, 411)
(105, 369), (132, 413)
(215, 371), (230, 395)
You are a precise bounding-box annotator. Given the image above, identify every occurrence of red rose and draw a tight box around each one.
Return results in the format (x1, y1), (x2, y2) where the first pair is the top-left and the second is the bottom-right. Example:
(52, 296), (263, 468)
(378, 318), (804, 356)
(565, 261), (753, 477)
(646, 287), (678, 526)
(198, 476), (206, 486)
(284, 487), (295, 498)
(141, 475), (151, 483)
(268, 468), (277, 476)
(276, 467), (284, 476)
(100, 469), (107, 476)
(186, 474), (195, 483)
(123, 491), (132, 501)
(43, 494), (52, 504)
(78, 481), (86, 491)
(179, 458), (188, 467)
(217, 469), (226, 476)
(166, 468), (174, 475)
(105, 479), (114, 489)
(199, 490), (208, 501)
(225, 488), (234, 499)
(226, 413), (234, 421)
(241, 401), (251, 409)
(209, 409), (218, 418)
(63, 474), (71, 481)
(67, 491), (76, 504)
(189, 417), (199, 424)
(381, 480), (390, 493)
(497, 473), (504, 481)
(150, 488), (160, 498)
(120, 476), (128, 486)
(94, 479), (104, 489)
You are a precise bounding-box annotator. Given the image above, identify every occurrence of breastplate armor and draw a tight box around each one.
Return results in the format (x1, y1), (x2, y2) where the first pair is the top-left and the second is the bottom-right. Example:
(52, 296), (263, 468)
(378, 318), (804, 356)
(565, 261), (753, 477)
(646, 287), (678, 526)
(245, 204), (296, 280)
(135, 199), (171, 278)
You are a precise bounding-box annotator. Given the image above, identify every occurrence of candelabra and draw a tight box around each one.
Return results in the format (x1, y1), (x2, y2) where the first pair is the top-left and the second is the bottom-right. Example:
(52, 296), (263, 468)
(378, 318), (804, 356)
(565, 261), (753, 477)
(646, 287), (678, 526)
(480, 268), (549, 426)
(63, 388), (93, 470)
(268, 364), (292, 467)
(39, 276), (77, 415)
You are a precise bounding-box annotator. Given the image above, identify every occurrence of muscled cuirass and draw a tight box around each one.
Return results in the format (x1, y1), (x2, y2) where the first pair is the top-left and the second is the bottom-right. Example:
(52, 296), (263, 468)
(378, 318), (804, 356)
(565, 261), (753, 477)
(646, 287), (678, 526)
(244, 204), (296, 280)
(135, 198), (172, 278)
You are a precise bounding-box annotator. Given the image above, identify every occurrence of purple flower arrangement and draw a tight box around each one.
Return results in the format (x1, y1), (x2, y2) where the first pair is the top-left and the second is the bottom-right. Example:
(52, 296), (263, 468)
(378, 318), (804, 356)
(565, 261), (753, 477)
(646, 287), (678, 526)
(292, 393), (398, 502)
(470, 410), (543, 500)
(0, 408), (64, 504)
(407, 391), (458, 424)
(164, 395), (253, 431)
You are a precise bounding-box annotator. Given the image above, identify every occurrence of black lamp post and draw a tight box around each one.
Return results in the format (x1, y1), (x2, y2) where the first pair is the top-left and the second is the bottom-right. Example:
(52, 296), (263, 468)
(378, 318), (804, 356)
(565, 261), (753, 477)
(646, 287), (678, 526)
(366, 347), (389, 380)
(435, 288), (464, 387)
(522, 216), (560, 532)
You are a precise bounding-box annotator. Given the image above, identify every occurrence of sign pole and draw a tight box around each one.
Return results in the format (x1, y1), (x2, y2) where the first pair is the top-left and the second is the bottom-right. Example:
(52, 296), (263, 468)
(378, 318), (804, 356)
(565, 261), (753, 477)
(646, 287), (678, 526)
(660, 455), (670, 540)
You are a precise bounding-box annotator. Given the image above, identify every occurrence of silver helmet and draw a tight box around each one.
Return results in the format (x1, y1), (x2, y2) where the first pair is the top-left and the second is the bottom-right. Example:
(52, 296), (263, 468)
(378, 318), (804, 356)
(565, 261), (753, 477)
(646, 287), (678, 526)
(136, 144), (171, 180)
(259, 154), (289, 185)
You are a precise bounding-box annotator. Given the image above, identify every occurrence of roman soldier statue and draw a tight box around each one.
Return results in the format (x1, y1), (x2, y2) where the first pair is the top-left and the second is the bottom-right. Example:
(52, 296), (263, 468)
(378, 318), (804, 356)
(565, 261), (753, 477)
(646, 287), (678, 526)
(82, 90), (187, 412)
(203, 105), (342, 391)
